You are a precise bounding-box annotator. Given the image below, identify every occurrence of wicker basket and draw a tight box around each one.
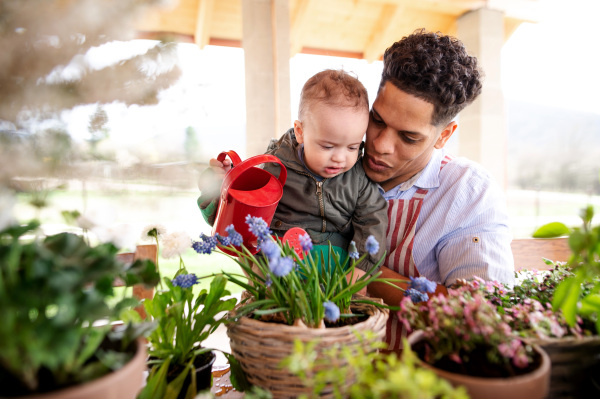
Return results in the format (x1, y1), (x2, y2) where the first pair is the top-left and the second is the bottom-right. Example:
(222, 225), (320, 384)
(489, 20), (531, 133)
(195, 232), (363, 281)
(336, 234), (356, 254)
(226, 295), (389, 398)
(528, 336), (600, 398)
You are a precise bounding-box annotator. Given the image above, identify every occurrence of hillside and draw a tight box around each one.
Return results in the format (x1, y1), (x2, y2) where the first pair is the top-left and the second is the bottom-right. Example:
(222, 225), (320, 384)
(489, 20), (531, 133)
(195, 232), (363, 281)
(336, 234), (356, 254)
(506, 100), (600, 194)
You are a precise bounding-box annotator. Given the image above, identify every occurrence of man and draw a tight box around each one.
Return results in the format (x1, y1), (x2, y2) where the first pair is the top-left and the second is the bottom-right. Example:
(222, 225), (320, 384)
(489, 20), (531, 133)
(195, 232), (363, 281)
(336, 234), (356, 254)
(360, 29), (515, 350)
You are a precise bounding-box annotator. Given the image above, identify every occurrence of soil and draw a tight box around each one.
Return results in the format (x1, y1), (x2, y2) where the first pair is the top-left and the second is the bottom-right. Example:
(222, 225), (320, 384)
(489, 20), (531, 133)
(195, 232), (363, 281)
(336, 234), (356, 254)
(253, 307), (368, 328)
(412, 341), (543, 378)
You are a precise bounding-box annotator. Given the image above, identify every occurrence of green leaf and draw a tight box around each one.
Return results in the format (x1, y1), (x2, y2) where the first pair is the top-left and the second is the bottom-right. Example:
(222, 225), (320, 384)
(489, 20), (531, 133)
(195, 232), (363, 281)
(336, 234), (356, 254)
(61, 210), (81, 226)
(580, 294), (600, 316)
(552, 275), (582, 326)
(137, 358), (170, 399)
(164, 357), (195, 399)
(224, 353), (252, 392)
(532, 222), (570, 238)
(74, 326), (108, 369)
(114, 297), (141, 315)
(568, 230), (586, 254)
(123, 259), (160, 287)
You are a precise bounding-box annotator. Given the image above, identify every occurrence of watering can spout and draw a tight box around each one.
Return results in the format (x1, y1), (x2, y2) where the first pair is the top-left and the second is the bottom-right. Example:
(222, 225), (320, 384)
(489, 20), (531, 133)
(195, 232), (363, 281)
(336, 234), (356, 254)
(212, 150), (287, 254)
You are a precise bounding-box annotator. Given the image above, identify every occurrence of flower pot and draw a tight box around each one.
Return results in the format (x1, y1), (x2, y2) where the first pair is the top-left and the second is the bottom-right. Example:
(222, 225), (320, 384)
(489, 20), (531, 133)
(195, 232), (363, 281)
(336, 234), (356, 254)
(226, 296), (389, 398)
(407, 331), (551, 399)
(193, 351), (217, 392)
(173, 351), (216, 398)
(12, 337), (147, 399)
(528, 335), (600, 398)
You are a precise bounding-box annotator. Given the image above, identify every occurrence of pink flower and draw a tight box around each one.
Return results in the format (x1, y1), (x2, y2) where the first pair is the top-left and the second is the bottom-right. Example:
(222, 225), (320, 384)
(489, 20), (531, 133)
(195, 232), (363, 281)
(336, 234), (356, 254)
(498, 343), (513, 358)
(512, 351), (529, 368)
(550, 320), (565, 338)
(449, 353), (462, 363)
(529, 311), (544, 324)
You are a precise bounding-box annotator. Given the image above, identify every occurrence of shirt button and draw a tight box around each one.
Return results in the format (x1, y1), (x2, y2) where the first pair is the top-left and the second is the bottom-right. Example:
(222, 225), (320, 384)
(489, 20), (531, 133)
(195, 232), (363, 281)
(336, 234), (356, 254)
(274, 220), (282, 228)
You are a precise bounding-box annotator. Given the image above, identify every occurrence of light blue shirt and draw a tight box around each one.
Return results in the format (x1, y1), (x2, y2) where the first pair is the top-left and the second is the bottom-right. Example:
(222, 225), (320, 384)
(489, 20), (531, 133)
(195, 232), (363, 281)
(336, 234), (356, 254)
(380, 148), (515, 286)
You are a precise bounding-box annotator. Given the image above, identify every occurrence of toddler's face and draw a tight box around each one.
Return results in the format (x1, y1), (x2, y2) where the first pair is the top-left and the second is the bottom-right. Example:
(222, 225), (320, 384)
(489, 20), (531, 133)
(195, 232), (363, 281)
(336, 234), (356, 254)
(295, 104), (368, 178)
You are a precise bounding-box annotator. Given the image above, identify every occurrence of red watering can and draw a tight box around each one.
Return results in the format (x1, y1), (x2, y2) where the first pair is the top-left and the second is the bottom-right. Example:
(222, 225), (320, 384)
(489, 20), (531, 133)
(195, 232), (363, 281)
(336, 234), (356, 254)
(212, 150), (287, 254)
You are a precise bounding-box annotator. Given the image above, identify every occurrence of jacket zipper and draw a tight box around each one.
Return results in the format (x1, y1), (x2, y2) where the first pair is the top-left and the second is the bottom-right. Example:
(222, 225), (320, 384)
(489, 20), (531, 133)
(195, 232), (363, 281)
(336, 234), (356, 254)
(315, 180), (326, 232)
(297, 171), (328, 232)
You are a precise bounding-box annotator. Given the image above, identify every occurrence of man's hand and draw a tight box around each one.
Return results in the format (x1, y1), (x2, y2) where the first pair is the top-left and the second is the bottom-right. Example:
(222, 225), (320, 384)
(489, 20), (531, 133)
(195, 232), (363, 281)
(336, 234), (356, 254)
(366, 268), (447, 307)
(347, 268), (367, 296)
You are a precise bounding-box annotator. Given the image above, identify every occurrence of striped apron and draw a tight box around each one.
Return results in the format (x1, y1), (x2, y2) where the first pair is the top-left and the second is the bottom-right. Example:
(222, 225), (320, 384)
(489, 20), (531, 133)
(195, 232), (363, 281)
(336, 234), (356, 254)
(384, 154), (453, 350)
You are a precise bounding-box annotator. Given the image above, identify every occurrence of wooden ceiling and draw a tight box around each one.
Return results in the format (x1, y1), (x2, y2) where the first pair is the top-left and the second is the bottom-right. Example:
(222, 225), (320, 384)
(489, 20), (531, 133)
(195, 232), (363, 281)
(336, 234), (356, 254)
(135, 0), (539, 61)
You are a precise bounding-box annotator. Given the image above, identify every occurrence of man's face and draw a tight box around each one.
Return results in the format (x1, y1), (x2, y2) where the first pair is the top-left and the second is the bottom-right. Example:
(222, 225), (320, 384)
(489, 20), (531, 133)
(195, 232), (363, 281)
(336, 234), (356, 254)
(362, 82), (455, 192)
(295, 103), (368, 178)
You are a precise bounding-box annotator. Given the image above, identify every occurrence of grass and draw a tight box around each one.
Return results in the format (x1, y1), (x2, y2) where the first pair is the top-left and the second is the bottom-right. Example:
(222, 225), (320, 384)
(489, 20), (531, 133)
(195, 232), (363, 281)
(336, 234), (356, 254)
(13, 181), (245, 294)
(11, 179), (600, 281)
(157, 248), (245, 295)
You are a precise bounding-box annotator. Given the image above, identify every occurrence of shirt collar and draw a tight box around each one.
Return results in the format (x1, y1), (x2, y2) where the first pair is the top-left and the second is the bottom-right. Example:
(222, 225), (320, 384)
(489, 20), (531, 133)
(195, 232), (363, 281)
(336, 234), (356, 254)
(378, 148), (444, 196)
(298, 144), (324, 181)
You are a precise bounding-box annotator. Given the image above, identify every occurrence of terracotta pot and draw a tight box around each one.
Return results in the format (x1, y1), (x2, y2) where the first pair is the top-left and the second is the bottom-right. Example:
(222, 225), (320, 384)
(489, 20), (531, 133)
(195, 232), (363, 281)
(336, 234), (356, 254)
(528, 335), (600, 398)
(226, 295), (389, 399)
(407, 331), (551, 399)
(19, 337), (147, 399)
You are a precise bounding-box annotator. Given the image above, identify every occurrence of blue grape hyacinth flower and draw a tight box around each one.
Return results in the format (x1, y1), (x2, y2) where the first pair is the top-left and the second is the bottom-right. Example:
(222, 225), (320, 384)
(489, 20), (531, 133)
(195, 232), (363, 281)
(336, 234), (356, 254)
(365, 235), (379, 255)
(348, 241), (359, 260)
(192, 233), (218, 255)
(405, 288), (429, 303)
(323, 301), (340, 323)
(245, 215), (272, 241)
(299, 233), (313, 252)
(270, 256), (294, 277)
(225, 224), (243, 246)
(409, 276), (437, 294)
(172, 273), (199, 288)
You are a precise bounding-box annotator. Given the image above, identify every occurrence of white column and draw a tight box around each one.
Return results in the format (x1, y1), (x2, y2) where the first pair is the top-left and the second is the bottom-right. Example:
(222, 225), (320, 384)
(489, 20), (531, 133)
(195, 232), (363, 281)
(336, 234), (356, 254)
(242, 0), (291, 157)
(457, 8), (507, 190)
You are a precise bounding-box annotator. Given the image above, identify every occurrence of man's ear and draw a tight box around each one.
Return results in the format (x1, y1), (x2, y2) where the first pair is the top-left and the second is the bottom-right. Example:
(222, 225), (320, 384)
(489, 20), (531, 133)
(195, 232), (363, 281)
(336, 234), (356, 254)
(434, 121), (457, 149)
(293, 120), (304, 144)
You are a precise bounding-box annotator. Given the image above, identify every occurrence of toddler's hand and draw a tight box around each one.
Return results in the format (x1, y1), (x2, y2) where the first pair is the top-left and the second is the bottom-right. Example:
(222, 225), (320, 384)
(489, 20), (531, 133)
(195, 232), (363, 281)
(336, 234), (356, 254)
(209, 157), (233, 177)
(197, 158), (232, 192)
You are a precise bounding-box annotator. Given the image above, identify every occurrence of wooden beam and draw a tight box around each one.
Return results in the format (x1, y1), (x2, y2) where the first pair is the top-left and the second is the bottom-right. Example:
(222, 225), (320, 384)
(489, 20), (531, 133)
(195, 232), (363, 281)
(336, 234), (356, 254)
(136, 31), (195, 43)
(300, 47), (363, 59)
(361, 0), (486, 16)
(363, 3), (404, 62)
(209, 37), (242, 47)
(290, 0), (314, 56)
(195, 0), (215, 48)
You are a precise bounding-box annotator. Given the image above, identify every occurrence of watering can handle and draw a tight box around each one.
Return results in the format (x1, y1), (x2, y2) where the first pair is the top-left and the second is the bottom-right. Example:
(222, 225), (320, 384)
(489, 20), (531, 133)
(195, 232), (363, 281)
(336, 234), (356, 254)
(216, 151), (243, 167)
(220, 152), (287, 198)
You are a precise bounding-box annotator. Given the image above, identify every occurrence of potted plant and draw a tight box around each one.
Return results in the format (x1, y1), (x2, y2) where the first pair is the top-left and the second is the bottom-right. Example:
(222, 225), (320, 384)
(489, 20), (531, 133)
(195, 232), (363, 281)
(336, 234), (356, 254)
(532, 205), (600, 332)
(475, 268), (600, 398)
(479, 204), (600, 398)
(192, 216), (436, 397)
(0, 220), (160, 398)
(280, 332), (469, 399)
(398, 283), (551, 399)
(137, 228), (238, 399)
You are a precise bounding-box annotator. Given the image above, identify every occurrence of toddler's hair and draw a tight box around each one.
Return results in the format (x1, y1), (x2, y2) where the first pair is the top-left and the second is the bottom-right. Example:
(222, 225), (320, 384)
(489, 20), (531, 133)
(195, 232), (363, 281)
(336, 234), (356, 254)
(298, 69), (368, 121)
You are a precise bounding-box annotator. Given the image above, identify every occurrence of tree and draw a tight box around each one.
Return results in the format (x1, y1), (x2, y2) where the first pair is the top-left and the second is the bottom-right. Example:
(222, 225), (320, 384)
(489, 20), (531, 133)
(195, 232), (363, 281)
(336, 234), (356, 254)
(0, 0), (181, 124)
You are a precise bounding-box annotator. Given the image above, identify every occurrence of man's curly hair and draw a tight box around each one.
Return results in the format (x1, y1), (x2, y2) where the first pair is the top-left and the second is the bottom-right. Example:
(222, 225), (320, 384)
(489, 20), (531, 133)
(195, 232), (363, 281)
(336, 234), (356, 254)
(381, 29), (483, 127)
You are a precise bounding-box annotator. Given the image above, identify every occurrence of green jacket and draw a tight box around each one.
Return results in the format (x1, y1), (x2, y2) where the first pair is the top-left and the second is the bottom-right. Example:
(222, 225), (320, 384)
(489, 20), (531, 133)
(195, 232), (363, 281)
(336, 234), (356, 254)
(198, 129), (388, 271)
